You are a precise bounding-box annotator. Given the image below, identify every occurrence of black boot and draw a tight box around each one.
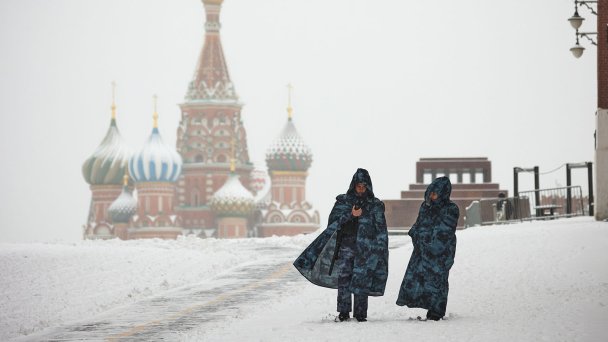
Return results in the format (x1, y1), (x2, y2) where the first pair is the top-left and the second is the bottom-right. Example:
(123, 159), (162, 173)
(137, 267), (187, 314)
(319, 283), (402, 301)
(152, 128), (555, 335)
(426, 311), (443, 321)
(355, 316), (367, 322)
(338, 312), (350, 322)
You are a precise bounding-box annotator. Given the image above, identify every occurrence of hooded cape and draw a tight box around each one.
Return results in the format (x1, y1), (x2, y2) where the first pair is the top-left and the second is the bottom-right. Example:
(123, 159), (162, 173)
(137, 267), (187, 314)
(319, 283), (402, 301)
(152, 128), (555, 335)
(293, 168), (389, 296)
(396, 176), (459, 316)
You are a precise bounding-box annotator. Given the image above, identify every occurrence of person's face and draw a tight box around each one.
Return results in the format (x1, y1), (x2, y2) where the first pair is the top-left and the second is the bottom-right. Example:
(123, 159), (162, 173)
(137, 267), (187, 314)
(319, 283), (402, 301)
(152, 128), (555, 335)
(429, 192), (438, 202)
(355, 183), (367, 196)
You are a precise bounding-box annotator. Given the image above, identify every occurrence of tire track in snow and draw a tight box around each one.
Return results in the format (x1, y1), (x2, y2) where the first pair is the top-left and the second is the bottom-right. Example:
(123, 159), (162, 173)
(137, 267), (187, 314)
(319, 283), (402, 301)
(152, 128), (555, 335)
(13, 246), (300, 342)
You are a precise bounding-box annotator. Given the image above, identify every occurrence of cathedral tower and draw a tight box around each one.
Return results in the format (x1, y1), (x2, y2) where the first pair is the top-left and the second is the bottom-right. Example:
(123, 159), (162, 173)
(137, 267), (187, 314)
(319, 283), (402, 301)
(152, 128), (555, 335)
(82, 83), (133, 239)
(176, 0), (253, 232)
(129, 96), (183, 239)
(257, 86), (320, 236)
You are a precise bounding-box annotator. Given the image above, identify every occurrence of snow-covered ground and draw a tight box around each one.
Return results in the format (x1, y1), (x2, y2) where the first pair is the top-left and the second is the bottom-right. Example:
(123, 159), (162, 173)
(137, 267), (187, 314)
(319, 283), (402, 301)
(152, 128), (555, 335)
(0, 235), (314, 340)
(2, 217), (608, 341)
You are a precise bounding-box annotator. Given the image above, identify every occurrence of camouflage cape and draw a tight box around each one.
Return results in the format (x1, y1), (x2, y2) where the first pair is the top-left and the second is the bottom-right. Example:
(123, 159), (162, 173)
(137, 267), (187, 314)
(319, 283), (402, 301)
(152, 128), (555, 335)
(396, 176), (459, 316)
(293, 169), (389, 296)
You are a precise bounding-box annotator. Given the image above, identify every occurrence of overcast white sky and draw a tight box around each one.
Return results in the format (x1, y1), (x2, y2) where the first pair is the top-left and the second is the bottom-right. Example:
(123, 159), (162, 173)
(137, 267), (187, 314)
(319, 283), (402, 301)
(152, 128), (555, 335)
(0, 0), (597, 242)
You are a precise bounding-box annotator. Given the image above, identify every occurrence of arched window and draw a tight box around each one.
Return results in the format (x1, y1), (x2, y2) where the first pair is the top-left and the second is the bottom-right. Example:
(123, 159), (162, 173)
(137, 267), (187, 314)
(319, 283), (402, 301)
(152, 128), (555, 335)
(195, 155), (204, 163)
(190, 186), (201, 206)
(217, 154), (227, 163)
(95, 225), (111, 236)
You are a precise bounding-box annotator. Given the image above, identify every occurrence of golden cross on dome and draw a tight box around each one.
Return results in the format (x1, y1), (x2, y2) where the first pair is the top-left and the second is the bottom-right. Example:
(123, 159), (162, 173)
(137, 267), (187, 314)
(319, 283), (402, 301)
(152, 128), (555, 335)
(153, 94), (159, 128)
(286, 83), (293, 120)
(111, 81), (117, 120)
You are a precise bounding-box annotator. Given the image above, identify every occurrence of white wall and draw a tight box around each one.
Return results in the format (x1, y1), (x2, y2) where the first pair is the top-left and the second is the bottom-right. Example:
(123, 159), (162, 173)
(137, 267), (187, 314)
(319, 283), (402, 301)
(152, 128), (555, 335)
(596, 109), (608, 220)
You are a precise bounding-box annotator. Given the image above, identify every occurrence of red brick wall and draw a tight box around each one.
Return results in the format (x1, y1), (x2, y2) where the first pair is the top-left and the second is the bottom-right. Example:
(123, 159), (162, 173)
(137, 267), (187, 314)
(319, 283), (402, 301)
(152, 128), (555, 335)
(599, 0), (608, 109)
(90, 185), (122, 224)
(269, 171), (307, 205)
(177, 208), (214, 229)
(408, 183), (501, 190)
(385, 198), (485, 229)
(217, 217), (248, 238)
(128, 229), (181, 240)
(136, 182), (176, 216)
(384, 200), (421, 228)
(113, 223), (129, 240)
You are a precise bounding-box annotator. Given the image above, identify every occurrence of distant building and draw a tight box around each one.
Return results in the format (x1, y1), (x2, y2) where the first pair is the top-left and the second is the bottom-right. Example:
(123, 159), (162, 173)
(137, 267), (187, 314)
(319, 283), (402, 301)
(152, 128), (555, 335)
(81, 0), (319, 239)
(384, 157), (508, 230)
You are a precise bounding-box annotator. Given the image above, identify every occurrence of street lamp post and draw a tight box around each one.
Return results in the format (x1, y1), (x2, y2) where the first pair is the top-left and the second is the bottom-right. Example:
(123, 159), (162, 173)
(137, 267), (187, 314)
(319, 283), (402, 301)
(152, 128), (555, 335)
(568, 0), (608, 221)
(568, 1), (597, 58)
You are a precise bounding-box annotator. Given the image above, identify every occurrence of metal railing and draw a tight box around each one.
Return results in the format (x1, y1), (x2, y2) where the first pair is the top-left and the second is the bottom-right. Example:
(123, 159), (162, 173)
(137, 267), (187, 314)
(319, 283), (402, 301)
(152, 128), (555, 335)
(464, 186), (588, 227)
(519, 186), (587, 219)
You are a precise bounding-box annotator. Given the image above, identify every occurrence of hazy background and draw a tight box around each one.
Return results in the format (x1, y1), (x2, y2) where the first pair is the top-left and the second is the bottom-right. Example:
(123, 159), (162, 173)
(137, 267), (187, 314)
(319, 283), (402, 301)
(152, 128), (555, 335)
(0, 0), (597, 242)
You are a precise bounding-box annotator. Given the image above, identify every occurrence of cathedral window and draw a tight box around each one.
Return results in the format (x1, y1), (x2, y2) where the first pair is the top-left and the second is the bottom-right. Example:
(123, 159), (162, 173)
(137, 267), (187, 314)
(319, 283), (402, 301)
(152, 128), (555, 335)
(191, 190), (200, 206)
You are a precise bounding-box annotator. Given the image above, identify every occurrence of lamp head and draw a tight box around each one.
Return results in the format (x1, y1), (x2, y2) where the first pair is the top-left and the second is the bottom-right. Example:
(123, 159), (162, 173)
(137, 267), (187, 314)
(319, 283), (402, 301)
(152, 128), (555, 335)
(568, 11), (584, 30)
(570, 43), (585, 58)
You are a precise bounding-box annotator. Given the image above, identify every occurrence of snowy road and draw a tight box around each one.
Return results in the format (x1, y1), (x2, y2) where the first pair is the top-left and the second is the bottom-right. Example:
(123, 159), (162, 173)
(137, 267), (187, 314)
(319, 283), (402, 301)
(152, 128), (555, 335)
(14, 246), (301, 342)
(5, 219), (608, 341)
(8, 237), (409, 342)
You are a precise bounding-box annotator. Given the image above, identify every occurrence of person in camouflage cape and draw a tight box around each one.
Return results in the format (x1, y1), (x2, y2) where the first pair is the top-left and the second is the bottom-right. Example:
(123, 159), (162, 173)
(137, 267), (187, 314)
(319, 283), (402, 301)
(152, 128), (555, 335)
(293, 168), (389, 322)
(396, 176), (459, 321)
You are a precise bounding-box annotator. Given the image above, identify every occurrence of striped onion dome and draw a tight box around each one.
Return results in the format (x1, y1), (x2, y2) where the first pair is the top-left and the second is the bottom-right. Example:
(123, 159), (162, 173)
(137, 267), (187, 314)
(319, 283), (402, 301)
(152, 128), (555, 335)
(265, 118), (312, 172)
(82, 119), (133, 185)
(129, 127), (182, 183)
(209, 173), (255, 217)
(108, 178), (137, 223)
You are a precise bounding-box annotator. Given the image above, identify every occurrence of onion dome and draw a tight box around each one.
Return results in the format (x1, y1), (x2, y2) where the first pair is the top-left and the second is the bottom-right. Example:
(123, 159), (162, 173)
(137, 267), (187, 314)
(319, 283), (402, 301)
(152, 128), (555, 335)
(266, 117), (312, 172)
(82, 87), (133, 185)
(108, 175), (137, 223)
(129, 98), (183, 183)
(209, 172), (255, 217)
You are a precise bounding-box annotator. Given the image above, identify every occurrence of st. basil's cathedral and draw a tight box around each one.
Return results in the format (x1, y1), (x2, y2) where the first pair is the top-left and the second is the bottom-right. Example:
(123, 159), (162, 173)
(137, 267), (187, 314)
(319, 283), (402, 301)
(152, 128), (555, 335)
(81, 0), (320, 239)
